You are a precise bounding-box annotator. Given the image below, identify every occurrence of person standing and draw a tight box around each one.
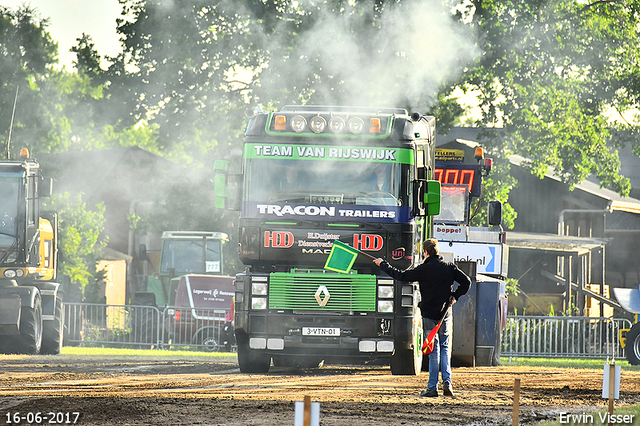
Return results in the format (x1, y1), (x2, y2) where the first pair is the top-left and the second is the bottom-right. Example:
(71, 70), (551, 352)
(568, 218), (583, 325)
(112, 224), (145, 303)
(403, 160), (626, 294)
(373, 238), (471, 397)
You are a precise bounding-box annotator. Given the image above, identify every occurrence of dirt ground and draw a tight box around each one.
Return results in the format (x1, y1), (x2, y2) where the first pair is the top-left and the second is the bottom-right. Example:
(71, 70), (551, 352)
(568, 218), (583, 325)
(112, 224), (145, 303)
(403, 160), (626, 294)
(1, 354), (640, 426)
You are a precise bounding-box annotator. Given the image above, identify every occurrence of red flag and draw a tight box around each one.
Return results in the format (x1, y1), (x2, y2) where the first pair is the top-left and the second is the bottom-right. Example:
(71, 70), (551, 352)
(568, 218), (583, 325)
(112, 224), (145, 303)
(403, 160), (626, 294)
(422, 321), (442, 354)
(421, 301), (451, 355)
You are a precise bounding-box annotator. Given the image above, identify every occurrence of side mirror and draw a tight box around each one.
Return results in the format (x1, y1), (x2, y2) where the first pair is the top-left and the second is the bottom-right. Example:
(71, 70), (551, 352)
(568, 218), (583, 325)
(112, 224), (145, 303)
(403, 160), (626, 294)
(488, 200), (502, 226)
(39, 177), (53, 197)
(424, 180), (441, 216)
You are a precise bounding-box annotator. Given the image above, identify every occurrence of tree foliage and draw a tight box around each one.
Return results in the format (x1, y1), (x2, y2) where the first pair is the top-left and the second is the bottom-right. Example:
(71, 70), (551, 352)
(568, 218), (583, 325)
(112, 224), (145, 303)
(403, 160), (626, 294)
(3, 0), (640, 283)
(43, 193), (108, 290)
(453, 0), (640, 197)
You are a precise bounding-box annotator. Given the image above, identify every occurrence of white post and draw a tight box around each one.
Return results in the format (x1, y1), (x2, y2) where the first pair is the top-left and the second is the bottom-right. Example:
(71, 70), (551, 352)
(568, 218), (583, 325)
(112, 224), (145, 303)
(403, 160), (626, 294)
(294, 396), (320, 426)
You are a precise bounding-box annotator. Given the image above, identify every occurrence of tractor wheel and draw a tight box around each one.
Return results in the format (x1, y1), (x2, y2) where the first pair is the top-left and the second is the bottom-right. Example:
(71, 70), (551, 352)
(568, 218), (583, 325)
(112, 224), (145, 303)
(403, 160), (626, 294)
(625, 323), (640, 365)
(41, 294), (64, 355)
(14, 292), (44, 354)
(195, 327), (223, 352)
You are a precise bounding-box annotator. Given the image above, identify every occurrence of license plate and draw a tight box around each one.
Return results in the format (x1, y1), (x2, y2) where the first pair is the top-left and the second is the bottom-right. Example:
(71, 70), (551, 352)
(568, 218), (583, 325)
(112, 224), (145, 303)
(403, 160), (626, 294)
(302, 327), (340, 336)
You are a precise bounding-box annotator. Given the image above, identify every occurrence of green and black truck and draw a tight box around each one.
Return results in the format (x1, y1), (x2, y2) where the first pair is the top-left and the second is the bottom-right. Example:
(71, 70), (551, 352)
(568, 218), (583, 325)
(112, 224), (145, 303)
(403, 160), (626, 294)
(215, 106), (442, 374)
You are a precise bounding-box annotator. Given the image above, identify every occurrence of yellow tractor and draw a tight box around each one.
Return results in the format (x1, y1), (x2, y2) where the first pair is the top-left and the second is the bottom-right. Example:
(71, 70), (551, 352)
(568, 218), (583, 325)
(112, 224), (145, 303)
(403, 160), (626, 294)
(0, 149), (62, 354)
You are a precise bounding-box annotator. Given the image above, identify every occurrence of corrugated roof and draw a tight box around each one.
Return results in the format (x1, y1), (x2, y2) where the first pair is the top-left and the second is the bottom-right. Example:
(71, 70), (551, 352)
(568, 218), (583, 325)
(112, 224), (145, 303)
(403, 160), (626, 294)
(508, 154), (640, 214)
(507, 231), (609, 255)
(606, 210), (640, 231)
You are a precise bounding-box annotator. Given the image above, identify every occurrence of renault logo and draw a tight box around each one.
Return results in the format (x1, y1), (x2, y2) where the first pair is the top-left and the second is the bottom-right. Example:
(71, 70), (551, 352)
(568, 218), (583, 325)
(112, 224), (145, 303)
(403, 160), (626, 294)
(315, 285), (330, 307)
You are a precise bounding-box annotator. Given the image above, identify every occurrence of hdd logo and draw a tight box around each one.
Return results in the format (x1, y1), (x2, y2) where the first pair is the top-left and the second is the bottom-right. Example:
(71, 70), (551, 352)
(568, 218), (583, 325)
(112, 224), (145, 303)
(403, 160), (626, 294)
(353, 234), (383, 251)
(264, 231), (294, 248)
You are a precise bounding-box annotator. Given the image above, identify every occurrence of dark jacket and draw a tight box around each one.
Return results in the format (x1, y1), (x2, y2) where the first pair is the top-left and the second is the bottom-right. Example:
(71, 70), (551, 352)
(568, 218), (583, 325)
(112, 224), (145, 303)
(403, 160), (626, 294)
(379, 255), (471, 321)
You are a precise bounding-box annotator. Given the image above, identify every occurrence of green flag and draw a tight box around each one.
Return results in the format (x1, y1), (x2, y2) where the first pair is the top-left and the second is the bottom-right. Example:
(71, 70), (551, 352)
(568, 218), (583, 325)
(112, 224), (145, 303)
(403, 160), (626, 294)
(324, 240), (359, 274)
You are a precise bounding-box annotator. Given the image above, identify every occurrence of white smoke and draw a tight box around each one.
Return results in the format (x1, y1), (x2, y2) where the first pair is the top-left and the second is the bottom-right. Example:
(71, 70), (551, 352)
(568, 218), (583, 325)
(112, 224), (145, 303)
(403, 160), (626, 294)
(260, 0), (479, 108)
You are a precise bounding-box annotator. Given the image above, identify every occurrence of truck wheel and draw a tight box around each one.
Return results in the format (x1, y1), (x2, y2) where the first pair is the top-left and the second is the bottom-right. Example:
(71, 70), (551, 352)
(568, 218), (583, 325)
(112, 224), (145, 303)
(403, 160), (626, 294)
(14, 292), (44, 354)
(41, 294), (64, 355)
(236, 332), (271, 373)
(626, 323), (640, 365)
(390, 310), (423, 376)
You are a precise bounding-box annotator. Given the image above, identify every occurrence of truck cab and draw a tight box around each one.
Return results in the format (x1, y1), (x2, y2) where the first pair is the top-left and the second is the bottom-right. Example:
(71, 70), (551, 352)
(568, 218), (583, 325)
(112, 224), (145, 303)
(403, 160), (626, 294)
(432, 145), (508, 366)
(139, 231), (229, 306)
(215, 106), (442, 374)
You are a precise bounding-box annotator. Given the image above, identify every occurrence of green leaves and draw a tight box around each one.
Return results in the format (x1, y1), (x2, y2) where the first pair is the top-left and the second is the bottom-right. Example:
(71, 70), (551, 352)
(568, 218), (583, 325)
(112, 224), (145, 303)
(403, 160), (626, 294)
(455, 0), (640, 199)
(44, 193), (108, 289)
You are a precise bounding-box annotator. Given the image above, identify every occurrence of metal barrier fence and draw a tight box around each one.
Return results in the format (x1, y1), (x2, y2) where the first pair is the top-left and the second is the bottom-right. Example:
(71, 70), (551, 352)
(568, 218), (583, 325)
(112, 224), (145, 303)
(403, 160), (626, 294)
(501, 315), (632, 359)
(63, 302), (235, 352)
(64, 305), (629, 359)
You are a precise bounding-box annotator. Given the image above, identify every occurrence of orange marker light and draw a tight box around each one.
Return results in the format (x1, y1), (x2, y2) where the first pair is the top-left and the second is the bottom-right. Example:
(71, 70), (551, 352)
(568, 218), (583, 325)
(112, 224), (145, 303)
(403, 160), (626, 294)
(474, 147), (484, 161)
(20, 148), (29, 158)
(369, 118), (381, 133)
(274, 115), (286, 131)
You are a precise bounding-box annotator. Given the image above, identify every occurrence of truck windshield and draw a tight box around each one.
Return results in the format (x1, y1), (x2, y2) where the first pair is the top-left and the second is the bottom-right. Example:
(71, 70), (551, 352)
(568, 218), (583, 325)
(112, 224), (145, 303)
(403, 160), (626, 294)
(0, 176), (20, 239)
(160, 239), (222, 274)
(0, 175), (20, 263)
(434, 185), (469, 224)
(244, 158), (403, 206)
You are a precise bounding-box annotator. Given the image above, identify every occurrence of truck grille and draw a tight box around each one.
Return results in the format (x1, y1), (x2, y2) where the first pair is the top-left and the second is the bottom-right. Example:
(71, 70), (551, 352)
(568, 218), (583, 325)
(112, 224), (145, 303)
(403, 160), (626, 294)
(268, 271), (376, 312)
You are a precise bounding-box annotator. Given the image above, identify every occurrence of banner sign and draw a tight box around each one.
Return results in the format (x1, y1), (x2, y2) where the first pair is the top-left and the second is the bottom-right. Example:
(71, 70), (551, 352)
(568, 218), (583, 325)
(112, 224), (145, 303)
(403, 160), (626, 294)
(440, 241), (506, 276)
(244, 202), (412, 223)
(244, 143), (414, 164)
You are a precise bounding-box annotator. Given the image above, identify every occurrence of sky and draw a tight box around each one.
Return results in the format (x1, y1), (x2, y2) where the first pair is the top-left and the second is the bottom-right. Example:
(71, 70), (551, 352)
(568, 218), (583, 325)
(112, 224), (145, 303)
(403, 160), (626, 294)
(2, 0), (122, 69)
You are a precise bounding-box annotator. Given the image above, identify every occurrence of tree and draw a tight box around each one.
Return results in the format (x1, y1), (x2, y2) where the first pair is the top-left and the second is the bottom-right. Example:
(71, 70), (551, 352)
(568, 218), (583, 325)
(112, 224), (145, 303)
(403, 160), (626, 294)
(108, 0), (479, 165)
(452, 0), (640, 198)
(43, 193), (108, 292)
(0, 5), (57, 158)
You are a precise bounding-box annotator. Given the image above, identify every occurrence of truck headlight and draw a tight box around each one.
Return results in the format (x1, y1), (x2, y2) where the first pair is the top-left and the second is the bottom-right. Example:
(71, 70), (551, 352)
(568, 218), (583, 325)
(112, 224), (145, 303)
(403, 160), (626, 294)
(252, 297), (267, 310)
(252, 282), (268, 295)
(377, 300), (393, 313)
(310, 116), (326, 133)
(348, 117), (364, 134)
(377, 285), (394, 299)
(290, 115), (307, 133)
(3, 269), (22, 278)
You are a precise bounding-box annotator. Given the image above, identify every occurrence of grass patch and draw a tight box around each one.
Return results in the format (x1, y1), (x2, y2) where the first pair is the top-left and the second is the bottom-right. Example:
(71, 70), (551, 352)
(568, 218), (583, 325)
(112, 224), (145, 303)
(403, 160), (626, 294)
(61, 346), (236, 358)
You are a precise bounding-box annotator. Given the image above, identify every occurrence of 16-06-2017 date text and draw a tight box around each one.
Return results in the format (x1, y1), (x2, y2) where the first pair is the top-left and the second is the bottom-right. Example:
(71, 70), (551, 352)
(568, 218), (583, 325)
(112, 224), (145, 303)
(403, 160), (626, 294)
(5, 412), (81, 425)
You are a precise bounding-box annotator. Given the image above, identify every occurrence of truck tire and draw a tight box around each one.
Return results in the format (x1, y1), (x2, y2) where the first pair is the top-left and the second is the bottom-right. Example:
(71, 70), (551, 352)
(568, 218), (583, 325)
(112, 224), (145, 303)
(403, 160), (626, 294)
(236, 331), (271, 373)
(390, 310), (423, 376)
(13, 292), (44, 354)
(41, 294), (64, 355)
(626, 323), (640, 365)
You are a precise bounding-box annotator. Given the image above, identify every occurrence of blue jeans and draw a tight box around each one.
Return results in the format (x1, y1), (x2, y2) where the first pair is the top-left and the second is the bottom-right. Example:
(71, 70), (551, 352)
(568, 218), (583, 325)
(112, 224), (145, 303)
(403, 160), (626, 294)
(424, 312), (452, 391)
